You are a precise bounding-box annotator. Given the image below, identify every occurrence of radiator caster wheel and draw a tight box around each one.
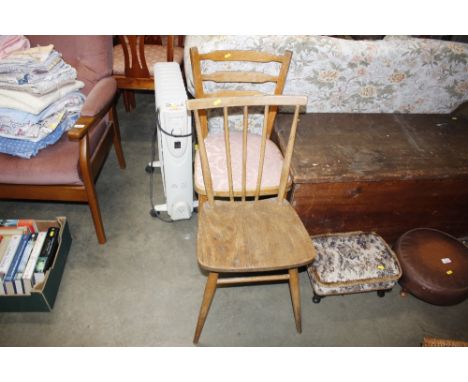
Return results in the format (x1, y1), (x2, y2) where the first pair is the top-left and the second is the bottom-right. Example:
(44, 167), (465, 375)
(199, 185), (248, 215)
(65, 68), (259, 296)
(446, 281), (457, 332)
(145, 164), (155, 174)
(312, 294), (322, 304)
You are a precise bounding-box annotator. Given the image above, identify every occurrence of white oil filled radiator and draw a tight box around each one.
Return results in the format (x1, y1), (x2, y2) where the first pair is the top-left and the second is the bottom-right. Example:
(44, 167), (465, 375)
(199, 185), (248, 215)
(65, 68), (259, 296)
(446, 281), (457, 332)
(151, 62), (196, 220)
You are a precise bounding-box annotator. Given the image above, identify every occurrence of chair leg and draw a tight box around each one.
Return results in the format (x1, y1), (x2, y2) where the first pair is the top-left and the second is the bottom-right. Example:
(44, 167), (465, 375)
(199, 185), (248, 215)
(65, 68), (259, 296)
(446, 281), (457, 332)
(110, 105), (126, 169)
(193, 272), (218, 344)
(122, 90), (136, 112)
(198, 194), (208, 209)
(86, 183), (106, 244)
(80, 136), (106, 244)
(288, 268), (302, 333)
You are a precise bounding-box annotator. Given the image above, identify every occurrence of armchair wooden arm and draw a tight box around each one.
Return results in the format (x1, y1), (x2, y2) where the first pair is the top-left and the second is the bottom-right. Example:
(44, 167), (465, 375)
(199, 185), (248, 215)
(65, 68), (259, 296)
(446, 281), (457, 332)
(67, 116), (99, 141)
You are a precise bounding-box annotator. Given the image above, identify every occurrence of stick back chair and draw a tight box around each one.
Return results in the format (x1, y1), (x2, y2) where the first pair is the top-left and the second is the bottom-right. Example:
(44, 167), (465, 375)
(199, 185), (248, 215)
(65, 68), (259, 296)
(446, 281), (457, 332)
(113, 36), (184, 111)
(187, 95), (316, 344)
(189, 48), (292, 204)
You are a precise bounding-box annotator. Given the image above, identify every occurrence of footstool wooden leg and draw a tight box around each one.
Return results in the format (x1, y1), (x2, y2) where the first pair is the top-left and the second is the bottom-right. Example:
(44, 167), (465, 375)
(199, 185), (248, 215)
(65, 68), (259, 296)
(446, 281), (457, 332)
(400, 288), (408, 298)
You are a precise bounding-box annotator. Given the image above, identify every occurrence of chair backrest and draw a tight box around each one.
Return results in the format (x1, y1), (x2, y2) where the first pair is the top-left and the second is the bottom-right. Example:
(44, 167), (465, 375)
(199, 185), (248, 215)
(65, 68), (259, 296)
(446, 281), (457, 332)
(189, 47), (292, 138)
(118, 35), (180, 78)
(27, 35), (113, 96)
(187, 96), (307, 207)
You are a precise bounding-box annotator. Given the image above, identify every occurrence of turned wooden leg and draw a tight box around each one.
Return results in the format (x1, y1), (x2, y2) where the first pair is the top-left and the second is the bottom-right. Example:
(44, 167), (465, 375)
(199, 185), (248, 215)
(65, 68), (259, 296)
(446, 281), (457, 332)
(193, 272), (218, 344)
(110, 106), (126, 169)
(288, 268), (302, 333)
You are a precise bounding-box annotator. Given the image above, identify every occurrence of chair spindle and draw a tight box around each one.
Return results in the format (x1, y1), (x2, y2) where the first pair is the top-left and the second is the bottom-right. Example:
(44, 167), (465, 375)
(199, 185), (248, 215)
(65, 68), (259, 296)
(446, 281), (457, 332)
(194, 109), (215, 206)
(254, 105), (270, 201)
(277, 105), (301, 203)
(242, 106), (248, 202)
(223, 106), (234, 202)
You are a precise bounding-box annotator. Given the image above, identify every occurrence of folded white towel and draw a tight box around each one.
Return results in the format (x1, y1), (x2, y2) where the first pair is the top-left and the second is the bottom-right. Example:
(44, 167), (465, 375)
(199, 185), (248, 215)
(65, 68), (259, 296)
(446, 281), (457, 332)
(3, 44), (54, 63)
(0, 80), (84, 114)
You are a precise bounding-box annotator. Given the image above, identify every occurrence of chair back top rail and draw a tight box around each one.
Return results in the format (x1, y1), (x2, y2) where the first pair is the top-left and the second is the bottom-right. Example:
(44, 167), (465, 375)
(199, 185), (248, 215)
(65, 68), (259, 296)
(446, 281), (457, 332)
(118, 35), (177, 78)
(188, 95), (306, 205)
(197, 49), (290, 63)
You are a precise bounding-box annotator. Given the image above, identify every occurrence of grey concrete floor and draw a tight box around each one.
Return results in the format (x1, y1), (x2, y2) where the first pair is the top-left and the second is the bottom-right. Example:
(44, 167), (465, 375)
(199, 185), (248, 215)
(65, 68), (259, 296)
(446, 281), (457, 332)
(0, 92), (467, 346)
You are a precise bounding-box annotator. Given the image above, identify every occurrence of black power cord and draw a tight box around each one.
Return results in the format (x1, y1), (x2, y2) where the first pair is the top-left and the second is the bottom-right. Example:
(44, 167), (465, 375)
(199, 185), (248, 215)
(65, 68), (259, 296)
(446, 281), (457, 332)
(149, 108), (193, 223)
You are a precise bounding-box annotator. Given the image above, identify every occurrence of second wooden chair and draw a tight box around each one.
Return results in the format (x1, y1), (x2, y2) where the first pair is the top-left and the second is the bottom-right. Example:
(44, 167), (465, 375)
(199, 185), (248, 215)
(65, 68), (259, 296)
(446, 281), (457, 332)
(189, 47), (292, 205)
(113, 36), (184, 111)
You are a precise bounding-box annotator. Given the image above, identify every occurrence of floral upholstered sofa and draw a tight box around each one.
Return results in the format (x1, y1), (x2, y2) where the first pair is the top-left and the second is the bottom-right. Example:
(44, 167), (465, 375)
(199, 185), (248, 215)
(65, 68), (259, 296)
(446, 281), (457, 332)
(184, 35), (468, 112)
(184, 35), (468, 130)
(183, 35), (468, 241)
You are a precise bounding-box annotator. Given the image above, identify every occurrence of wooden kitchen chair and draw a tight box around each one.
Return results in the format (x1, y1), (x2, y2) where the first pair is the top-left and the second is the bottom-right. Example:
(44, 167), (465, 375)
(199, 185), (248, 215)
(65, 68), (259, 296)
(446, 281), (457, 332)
(113, 36), (184, 111)
(187, 95), (316, 344)
(189, 48), (292, 204)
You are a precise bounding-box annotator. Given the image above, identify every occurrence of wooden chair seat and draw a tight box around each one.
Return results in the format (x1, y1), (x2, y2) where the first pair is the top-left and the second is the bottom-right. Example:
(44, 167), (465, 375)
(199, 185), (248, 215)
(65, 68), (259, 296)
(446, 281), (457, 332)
(113, 43), (184, 76)
(198, 198), (315, 273)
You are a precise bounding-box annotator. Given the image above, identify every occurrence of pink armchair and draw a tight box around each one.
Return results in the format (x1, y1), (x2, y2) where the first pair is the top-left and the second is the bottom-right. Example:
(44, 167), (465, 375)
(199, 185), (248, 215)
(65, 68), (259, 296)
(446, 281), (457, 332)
(0, 36), (126, 244)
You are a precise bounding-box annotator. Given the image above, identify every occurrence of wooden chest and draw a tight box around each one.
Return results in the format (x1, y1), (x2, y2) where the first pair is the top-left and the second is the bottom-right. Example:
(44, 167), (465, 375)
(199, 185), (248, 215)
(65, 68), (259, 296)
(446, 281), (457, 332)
(273, 111), (468, 243)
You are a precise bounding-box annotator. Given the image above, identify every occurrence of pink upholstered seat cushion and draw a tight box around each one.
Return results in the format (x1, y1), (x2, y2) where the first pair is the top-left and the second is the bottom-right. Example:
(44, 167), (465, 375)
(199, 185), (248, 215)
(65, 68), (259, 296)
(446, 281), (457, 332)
(112, 44), (184, 76)
(194, 132), (286, 194)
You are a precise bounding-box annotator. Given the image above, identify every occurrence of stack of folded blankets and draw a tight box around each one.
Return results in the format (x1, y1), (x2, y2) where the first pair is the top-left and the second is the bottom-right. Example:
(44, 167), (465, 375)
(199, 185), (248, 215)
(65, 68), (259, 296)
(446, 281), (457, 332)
(0, 35), (85, 158)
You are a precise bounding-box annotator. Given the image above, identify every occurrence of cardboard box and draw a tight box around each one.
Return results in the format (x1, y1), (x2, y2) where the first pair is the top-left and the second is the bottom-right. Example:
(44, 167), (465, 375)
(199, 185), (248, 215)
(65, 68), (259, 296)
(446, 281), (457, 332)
(0, 217), (72, 312)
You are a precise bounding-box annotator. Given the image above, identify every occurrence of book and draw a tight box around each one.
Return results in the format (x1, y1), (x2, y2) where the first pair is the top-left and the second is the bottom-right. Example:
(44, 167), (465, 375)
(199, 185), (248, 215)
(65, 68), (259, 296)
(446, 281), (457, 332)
(0, 234), (22, 282)
(0, 235), (10, 263)
(33, 227), (59, 288)
(18, 220), (38, 234)
(0, 227), (28, 236)
(22, 232), (47, 295)
(13, 233), (37, 294)
(0, 219), (19, 227)
(0, 235), (6, 296)
(4, 233), (31, 294)
(0, 219), (37, 234)
(34, 227), (59, 273)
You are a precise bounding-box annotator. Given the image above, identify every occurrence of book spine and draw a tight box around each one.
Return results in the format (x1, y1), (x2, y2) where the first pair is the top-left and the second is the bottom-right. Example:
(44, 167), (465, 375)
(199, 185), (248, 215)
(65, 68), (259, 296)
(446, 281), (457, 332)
(5, 233), (31, 281)
(4, 233), (31, 294)
(0, 235), (11, 265)
(13, 234), (37, 295)
(35, 227), (59, 273)
(0, 234), (22, 281)
(22, 232), (47, 294)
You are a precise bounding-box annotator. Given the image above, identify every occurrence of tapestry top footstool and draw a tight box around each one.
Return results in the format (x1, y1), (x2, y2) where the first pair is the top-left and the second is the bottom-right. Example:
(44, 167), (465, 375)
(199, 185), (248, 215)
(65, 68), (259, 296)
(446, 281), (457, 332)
(307, 232), (402, 297)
